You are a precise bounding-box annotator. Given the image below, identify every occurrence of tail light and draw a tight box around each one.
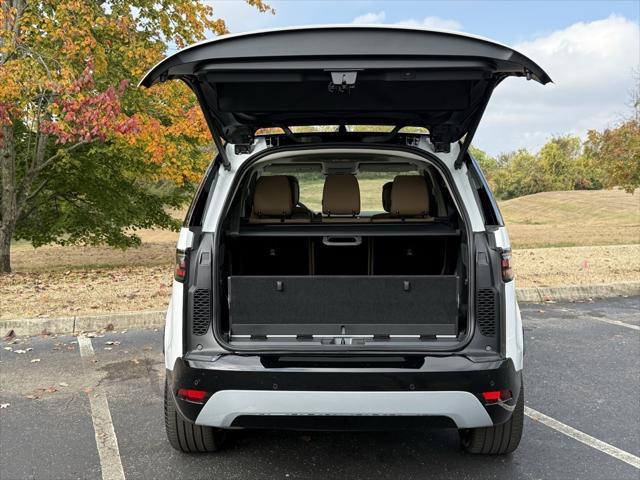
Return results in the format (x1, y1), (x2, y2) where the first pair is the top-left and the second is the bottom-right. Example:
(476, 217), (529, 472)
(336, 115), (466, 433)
(482, 389), (512, 403)
(174, 250), (187, 282)
(500, 249), (514, 282)
(177, 388), (207, 404)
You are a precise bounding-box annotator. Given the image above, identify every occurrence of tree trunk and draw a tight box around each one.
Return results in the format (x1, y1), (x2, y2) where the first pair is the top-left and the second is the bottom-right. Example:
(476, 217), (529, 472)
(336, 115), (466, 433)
(0, 123), (17, 274)
(1, 1), (28, 274)
(0, 227), (11, 273)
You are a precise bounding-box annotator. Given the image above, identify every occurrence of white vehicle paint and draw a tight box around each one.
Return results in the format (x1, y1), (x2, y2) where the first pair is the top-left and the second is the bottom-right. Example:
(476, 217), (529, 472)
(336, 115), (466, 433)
(493, 226), (524, 371)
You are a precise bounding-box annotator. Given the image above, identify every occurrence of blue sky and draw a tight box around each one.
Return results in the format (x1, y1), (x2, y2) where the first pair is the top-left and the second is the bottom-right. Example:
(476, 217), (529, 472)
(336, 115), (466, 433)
(213, 1), (638, 43)
(204, 1), (640, 155)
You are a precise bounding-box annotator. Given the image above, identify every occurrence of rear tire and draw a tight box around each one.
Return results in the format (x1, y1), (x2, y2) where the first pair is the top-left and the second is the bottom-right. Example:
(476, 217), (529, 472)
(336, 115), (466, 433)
(164, 379), (226, 453)
(460, 385), (524, 455)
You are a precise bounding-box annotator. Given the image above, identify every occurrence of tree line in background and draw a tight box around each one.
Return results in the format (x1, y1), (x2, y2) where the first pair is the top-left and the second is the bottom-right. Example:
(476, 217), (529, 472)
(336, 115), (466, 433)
(471, 97), (639, 200)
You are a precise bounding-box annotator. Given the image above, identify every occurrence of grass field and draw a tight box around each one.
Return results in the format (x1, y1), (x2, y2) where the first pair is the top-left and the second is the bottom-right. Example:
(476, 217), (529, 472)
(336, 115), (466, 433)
(500, 189), (640, 248)
(2, 189), (638, 319)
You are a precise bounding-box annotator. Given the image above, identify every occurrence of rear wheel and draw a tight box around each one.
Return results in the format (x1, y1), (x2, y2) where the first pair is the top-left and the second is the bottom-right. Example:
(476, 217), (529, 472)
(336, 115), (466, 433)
(460, 385), (524, 455)
(164, 379), (226, 453)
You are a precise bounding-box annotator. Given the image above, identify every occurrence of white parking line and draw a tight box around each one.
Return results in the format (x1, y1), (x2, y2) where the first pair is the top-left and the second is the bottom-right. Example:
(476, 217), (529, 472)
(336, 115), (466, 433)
(585, 316), (640, 331)
(78, 336), (126, 480)
(525, 406), (640, 470)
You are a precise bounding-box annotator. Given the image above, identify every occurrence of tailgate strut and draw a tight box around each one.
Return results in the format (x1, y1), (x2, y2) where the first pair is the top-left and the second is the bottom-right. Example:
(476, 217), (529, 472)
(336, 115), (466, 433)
(211, 131), (231, 170)
(188, 79), (232, 170)
(454, 82), (498, 170)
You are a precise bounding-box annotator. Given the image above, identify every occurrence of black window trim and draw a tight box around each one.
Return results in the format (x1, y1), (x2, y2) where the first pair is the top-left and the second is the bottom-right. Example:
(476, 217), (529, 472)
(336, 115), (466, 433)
(467, 153), (504, 227)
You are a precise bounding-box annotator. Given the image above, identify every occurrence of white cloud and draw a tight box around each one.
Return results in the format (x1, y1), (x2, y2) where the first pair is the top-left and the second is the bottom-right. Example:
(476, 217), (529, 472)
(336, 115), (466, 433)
(352, 11), (386, 24)
(352, 11), (462, 31)
(394, 16), (462, 31)
(475, 15), (640, 156)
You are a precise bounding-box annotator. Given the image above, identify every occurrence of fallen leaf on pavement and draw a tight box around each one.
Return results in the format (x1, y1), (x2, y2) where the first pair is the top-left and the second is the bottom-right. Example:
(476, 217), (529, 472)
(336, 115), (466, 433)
(105, 323), (114, 331)
(13, 349), (27, 354)
(0, 403), (9, 409)
(3, 330), (16, 341)
(3, 347), (12, 351)
(59, 382), (69, 387)
(30, 358), (41, 363)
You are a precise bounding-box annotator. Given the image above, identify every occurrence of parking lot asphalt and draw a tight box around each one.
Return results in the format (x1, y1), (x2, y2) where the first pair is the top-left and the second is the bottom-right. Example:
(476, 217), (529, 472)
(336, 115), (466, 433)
(1, 296), (639, 480)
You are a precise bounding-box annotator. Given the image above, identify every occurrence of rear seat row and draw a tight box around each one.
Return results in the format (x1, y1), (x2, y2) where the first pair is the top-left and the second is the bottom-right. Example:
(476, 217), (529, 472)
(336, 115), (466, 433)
(249, 174), (432, 223)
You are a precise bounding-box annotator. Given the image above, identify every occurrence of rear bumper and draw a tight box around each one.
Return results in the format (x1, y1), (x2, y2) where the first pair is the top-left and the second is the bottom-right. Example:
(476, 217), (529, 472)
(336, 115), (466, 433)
(168, 354), (521, 430)
(197, 390), (492, 428)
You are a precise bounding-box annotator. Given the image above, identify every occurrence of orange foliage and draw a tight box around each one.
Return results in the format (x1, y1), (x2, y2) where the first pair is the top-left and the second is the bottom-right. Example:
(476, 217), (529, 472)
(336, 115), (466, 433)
(1, 0), (271, 182)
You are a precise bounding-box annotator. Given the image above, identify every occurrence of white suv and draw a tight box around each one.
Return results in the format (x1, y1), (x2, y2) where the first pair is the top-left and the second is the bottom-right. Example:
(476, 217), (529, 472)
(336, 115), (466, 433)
(140, 26), (550, 455)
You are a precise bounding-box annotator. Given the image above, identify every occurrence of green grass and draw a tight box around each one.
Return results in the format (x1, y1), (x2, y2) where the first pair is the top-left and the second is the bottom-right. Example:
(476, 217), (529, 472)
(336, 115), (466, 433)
(299, 177), (395, 212)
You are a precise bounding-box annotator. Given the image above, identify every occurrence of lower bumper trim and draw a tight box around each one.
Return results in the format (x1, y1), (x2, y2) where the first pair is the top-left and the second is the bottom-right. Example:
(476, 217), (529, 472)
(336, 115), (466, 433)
(195, 390), (493, 429)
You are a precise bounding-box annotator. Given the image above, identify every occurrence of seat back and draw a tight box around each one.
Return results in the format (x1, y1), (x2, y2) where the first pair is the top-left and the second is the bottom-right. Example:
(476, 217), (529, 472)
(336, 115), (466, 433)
(381, 181), (393, 213)
(371, 181), (393, 222)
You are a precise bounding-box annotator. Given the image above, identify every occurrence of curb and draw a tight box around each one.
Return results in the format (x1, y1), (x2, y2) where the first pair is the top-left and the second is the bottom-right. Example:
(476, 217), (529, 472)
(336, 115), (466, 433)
(516, 281), (640, 303)
(2, 283), (638, 337)
(0, 310), (165, 337)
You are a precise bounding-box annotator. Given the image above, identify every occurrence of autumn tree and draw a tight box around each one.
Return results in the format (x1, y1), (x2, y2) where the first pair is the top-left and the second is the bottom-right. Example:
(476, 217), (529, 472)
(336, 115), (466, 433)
(0, 0), (272, 273)
(583, 96), (640, 193)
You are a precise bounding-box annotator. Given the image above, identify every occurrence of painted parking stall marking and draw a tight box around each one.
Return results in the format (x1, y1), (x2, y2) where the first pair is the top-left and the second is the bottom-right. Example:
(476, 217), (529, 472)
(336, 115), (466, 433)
(78, 336), (126, 480)
(525, 406), (640, 470)
(585, 316), (640, 331)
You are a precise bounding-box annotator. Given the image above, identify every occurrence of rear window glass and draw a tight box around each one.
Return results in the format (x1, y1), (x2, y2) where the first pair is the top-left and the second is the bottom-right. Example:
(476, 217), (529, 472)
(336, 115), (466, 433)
(263, 171), (420, 213)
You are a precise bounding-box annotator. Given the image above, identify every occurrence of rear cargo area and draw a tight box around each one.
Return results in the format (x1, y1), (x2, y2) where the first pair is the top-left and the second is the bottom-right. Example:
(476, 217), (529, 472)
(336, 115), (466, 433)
(212, 152), (471, 349)
(224, 231), (462, 340)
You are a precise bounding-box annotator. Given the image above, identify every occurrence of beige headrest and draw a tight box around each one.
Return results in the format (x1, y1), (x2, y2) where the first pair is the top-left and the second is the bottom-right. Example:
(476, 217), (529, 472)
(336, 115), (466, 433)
(390, 176), (430, 217)
(252, 176), (293, 217)
(322, 175), (360, 216)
